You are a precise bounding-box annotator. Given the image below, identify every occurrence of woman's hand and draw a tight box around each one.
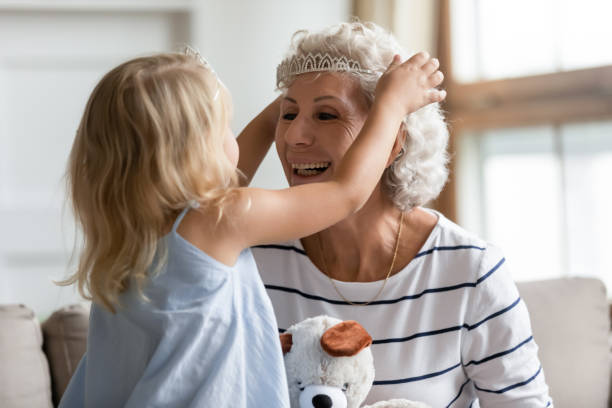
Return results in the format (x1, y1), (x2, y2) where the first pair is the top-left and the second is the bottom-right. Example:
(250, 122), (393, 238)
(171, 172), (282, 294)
(374, 52), (446, 117)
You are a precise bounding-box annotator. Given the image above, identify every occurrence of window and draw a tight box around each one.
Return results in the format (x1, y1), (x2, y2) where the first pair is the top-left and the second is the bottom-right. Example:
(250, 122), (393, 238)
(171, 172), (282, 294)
(450, 0), (612, 82)
(457, 121), (612, 290)
(439, 0), (612, 292)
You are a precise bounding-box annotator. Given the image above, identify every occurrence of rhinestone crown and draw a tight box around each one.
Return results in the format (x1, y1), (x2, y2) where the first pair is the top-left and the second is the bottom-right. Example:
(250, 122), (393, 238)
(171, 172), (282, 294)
(276, 52), (377, 87)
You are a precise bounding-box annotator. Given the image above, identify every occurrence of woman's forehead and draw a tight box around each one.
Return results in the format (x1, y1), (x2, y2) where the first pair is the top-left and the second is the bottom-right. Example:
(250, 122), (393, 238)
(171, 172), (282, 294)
(285, 72), (366, 107)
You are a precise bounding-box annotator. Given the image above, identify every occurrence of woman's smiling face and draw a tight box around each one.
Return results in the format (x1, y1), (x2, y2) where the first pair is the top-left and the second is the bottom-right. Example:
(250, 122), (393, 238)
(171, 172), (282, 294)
(275, 72), (370, 186)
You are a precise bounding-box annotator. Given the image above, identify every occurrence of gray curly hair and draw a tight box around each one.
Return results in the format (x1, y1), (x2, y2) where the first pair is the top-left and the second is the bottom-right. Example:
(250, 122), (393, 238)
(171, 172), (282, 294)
(277, 21), (449, 211)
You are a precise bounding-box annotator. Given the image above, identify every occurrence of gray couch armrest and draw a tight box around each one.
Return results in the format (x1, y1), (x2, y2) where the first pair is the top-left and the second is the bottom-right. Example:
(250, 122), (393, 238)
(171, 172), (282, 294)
(517, 278), (610, 408)
(42, 303), (89, 406)
(0, 304), (53, 408)
(609, 330), (612, 408)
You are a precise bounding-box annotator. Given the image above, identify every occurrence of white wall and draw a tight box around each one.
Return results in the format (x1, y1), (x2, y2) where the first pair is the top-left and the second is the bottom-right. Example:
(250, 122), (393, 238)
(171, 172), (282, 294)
(0, 3), (194, 319)
(0, 0), (351, 318)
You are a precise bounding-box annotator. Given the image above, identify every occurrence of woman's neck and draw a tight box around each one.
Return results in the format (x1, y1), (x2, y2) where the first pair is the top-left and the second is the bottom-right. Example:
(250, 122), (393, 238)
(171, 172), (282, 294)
(301, 186), (438, 282)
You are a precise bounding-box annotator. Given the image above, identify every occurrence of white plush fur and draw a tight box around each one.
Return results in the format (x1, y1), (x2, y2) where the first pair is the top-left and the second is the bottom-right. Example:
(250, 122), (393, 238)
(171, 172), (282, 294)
(363, 400), (432, 408)
(283, 316), (432, 408)
(284, 316), (374, 407)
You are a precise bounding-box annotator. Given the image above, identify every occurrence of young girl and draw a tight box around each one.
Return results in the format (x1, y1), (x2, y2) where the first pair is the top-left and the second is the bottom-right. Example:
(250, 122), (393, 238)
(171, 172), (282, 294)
(58, 50), (445, 407)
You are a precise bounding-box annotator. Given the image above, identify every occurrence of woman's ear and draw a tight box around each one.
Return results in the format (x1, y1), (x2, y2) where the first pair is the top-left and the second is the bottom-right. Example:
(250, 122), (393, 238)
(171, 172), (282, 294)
(386, 125), (407, 167)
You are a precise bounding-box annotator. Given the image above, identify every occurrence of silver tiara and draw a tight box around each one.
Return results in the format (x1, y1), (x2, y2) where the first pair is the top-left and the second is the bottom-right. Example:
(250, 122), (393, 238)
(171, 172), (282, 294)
(276, 52), (377, 87)
(183, 45), (215, 71)
(183, 45), (221, 100)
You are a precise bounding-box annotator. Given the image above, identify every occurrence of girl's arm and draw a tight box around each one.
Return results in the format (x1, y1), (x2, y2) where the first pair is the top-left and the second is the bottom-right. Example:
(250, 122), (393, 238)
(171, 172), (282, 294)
(236, 97), (281, 186)
(230, 53), (446, 252)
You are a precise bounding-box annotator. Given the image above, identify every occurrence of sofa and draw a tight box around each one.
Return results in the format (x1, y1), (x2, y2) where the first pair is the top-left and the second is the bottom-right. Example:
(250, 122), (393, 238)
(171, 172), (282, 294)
(1, 277), (611, 407)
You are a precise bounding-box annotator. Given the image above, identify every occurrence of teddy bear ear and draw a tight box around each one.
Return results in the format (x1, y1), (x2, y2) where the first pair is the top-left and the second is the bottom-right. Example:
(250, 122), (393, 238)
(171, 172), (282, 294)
(320, 320), (372, 357)
(279, 332), (293, 354)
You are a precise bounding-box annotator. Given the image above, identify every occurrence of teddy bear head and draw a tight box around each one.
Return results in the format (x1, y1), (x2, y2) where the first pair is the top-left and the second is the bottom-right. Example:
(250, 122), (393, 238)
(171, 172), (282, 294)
(280, 315), (375, 408)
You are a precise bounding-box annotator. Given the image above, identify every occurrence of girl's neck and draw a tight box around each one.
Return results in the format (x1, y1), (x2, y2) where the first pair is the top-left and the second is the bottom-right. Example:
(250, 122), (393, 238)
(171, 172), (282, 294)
(301, 186), (438, 282)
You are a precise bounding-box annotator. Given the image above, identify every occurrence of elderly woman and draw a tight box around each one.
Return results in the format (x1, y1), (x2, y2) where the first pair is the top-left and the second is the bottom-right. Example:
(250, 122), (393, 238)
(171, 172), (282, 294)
(238, 22), (552, 407)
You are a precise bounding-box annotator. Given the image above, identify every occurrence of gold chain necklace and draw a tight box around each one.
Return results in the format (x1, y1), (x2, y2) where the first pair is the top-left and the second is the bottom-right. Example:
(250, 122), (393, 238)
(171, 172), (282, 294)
(316, 211), (404, 306)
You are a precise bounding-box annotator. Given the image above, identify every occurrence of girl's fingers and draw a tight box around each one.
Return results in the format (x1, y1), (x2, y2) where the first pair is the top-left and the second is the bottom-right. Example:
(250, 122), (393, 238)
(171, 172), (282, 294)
(428, 70), (444, 87)
(428, 89), (447, 103)
(386, 54), (402, 71)
(422, 58), (440, 75)
(405, 51), (429, 68)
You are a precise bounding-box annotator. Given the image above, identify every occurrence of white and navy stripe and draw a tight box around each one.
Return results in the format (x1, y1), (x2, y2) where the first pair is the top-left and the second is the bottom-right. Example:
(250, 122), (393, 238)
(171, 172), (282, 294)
(253, 210), (552, 407)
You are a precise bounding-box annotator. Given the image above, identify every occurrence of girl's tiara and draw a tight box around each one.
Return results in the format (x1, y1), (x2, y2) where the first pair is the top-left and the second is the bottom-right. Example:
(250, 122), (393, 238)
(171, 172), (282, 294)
(183, 45), (215, 72)
(276, 52), (377, 87)
(183, 45), (221, 100)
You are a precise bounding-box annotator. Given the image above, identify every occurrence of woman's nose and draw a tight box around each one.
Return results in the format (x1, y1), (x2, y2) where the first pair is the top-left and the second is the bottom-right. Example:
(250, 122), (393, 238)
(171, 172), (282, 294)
(284, 116), (314, 148)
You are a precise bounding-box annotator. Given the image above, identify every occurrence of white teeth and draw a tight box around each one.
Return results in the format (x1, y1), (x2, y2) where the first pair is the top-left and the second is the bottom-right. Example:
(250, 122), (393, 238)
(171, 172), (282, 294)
(296, 169), (320, 176)
(291, 162), (330, 170)
(291, 162), (331, 177)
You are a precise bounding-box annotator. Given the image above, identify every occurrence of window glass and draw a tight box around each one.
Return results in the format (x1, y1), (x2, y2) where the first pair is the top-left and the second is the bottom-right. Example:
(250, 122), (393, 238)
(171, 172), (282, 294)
(478, 0), (556, 80)
(480, 127), (563, 281)
(559, 0), (612, 70)
(451, 0), (612, 82)
(561, 121), (612, 291)
(457, 121), (612, 292)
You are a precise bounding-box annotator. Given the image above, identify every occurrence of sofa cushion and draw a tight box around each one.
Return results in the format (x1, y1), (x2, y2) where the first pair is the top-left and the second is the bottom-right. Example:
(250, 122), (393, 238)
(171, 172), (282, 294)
(0, 304), (53, 408)
(517, 277), (610, 408)
(41, 303), (89, 406)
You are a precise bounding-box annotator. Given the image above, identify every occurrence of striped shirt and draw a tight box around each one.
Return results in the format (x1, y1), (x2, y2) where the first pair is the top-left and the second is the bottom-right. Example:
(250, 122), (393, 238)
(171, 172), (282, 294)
(253, 210), (552, 407)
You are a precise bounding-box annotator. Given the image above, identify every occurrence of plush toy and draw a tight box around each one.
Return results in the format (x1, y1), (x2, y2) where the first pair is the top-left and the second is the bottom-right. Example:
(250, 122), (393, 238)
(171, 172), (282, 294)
(279, 315), (431, 408)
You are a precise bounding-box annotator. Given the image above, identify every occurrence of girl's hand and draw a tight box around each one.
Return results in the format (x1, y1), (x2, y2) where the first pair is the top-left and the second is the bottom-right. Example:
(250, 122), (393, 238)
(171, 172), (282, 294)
(374, 52), (446, 117)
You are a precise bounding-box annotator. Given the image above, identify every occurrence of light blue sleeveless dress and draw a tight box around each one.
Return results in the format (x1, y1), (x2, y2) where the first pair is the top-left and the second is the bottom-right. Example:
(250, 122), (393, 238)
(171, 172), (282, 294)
(60, 206), (290, 407)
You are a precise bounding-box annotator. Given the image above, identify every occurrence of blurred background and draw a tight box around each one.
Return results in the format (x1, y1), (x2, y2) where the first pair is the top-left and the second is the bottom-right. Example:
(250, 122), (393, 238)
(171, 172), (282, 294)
(0, 0), (610, 319)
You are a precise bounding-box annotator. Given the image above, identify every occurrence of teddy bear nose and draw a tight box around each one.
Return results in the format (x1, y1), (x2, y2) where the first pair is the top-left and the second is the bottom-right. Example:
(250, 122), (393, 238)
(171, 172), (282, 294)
(312, 394), (333, 408)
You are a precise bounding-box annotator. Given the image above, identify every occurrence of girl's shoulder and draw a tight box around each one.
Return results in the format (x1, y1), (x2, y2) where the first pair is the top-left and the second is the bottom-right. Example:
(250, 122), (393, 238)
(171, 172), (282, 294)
(174, 196), (249, 267)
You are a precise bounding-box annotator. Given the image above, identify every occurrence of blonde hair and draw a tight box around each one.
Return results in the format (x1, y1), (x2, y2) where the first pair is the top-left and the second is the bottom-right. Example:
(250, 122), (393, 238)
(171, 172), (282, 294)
(278, 21), (449, 210)
(62, 53), (238, 312)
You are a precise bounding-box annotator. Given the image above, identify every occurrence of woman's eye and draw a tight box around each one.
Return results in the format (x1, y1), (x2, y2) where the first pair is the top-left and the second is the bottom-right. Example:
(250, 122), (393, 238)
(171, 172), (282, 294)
(282, 113), (297, 120)
(297, 381), (304, 391)
(342, 383), (349, 392)
(318, 112), (337, 121)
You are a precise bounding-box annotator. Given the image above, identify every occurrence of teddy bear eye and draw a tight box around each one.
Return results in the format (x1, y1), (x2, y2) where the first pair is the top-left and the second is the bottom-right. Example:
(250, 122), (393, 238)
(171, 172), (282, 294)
(342, 383), (349, 392)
